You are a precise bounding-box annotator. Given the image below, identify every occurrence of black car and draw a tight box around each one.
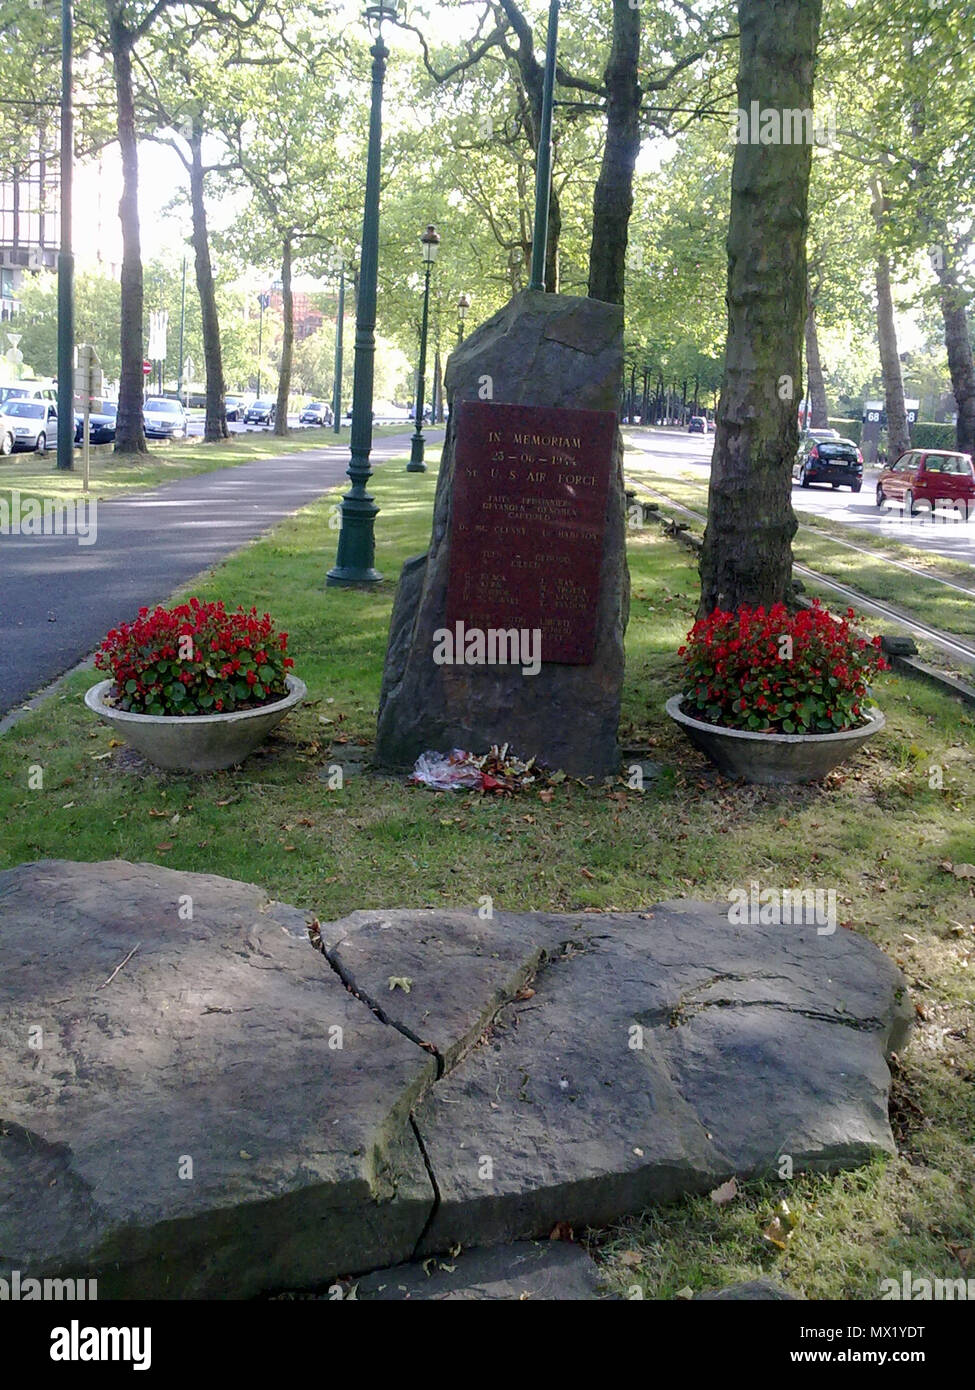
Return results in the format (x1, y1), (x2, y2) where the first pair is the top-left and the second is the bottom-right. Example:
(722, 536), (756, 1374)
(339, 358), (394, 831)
(299, 401), (332, 426)
(74, 402), (117, 445)
(224, 396), (246, 422)
(244, 399), (276, 426)
(688, 416), (709, 434)
(793, 434), (864, 491)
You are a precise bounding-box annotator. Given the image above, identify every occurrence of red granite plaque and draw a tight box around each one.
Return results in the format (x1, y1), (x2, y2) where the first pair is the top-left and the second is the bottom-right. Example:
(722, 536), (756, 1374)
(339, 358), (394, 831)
(445, 399), (617, 664)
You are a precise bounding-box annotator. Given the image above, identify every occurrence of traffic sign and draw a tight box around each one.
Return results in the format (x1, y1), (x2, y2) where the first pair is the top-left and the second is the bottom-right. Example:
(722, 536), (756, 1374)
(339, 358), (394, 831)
(143, 359), (152, 376)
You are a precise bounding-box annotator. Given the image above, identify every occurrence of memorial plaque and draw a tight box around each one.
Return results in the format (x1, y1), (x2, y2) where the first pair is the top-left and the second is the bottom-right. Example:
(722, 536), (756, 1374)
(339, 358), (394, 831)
(444, 399), (617, 664)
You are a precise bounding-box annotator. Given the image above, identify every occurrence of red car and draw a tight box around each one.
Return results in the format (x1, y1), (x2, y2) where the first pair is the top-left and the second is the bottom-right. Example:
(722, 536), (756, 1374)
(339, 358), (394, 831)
(876, 448), (975, 517)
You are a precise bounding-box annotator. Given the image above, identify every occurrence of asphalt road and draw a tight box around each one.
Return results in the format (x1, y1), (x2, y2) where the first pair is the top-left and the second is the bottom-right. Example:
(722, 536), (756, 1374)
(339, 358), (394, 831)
(0, 430), (434, 716)
(624, 427), (975, 568)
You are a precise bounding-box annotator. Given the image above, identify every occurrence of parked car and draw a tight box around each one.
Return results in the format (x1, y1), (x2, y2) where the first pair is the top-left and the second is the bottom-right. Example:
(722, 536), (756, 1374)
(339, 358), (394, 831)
(794, 433), (863, 491)
(876, 449), (975, 517)
(0, 382), (57, 409)
(1, 398), (57, 453)
(801, 427), (841, 443)
(299, 401), (332, 426)
(244, 399), (276, 425)
(143, 397), (187, 440)
(688, 416), (709, 434)
(74, 401), (118, 445)
(224, 396), (246, 421)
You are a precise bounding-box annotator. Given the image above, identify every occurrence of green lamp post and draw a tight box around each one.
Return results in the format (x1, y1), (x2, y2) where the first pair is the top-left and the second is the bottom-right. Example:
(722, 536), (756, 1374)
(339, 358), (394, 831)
(56, 0), (75, 471)
(527, 0), (560, 293)
(407, 224), (440, 472)
(456, 291), (471, 345)
(331, 252), (345, 434)
(327, 1), (397, 587)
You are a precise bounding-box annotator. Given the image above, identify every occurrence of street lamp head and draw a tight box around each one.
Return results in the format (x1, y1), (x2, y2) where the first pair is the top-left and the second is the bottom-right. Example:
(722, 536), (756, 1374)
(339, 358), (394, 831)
(457, 292), (471, 321)
(364, 2), (398, 35)
(420, 224), (441, 264)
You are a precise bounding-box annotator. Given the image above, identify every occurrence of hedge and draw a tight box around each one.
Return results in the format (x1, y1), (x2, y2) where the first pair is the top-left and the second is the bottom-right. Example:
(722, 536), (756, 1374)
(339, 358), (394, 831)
(911, 421), (958, 450)
(826, 418), (960, 451)
(827, 417), (862, 443)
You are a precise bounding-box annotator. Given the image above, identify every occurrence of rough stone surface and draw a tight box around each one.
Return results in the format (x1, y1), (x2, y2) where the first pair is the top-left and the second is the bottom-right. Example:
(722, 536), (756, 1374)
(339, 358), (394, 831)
(354, 1240), (608, 1300)
(375, 290), (629, 778)
(1, 862), (911, 1297)
(0, 860), (434, 1298)
(321, 907), (585, 1071)
(410, 904), (912, 1254)
(697, 1278), (800, 1300)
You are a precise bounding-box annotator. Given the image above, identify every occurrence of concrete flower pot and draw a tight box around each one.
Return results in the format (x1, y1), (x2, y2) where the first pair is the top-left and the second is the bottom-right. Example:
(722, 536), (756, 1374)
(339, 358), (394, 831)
(84, 675), (307, 772)
(665, 694), (884, 785)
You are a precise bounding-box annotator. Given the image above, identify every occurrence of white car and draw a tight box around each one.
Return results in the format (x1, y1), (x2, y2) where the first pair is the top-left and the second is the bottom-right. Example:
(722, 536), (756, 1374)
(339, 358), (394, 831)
(1, 398), (58, 453)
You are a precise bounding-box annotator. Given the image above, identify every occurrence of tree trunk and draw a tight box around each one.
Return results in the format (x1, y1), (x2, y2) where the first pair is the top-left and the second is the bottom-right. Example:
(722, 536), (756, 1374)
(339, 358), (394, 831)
(698, 0), (822, 617)
(109, 17), (146, 455)
(189, 123), (227, 443)
(870, 181), (911, 461)
(804, 301), (829, 428)
(274, 236), (293, 437)
(935, 252), (975, 456)
(587, 0), (641, 306)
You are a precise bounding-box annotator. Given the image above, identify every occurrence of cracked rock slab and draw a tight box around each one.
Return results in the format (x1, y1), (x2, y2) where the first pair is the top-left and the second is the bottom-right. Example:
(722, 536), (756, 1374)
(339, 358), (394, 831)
(399, 903), (911, 1254)
(321, 908), (589, 1071)
(354, 1240), (609, 1300)
(0, 860), (434, 1298)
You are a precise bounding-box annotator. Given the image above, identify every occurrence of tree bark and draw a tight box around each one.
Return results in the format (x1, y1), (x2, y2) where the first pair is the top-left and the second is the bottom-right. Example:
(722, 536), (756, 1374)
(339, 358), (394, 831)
(698, 0), (822, 617)
(934, 252), (975, 456)
(109, 13), (146, 455)
(587, 0), (641, 306)
(188, 122), (227, 443)
(273, 235), (293, 436)
(804, 300), (829, 427)
(870, 181), (911, 461)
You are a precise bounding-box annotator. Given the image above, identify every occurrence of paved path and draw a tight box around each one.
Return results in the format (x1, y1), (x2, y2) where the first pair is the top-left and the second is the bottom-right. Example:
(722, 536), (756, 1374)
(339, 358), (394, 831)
(0, 431), (436, 716)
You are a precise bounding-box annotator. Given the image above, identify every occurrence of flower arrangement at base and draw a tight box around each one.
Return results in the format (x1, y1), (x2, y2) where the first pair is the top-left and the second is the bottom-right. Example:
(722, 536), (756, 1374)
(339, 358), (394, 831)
(94, 598), (296, 717)
(678, 600), (887, 735)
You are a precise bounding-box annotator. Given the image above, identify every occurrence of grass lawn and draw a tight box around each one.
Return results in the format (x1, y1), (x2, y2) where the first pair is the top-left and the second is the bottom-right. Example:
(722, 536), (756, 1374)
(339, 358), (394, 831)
(1, 455), (973, 1299)
(0, 422), (432, 504)
(625, 462), (975, 648)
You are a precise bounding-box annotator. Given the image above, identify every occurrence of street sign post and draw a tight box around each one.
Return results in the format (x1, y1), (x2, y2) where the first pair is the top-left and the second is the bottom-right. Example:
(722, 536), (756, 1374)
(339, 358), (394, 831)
(73, 343), (102, 493)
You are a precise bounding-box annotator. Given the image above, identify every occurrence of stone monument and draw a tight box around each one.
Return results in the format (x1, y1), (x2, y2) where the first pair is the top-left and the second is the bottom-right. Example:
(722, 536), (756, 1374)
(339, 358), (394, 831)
(376, 290), (628, 778)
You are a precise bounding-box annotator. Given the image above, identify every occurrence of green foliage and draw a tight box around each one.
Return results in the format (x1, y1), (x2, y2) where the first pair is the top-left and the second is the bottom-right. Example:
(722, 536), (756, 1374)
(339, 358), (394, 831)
(912, 422), (959, 450)
(827, 417), (863, 443)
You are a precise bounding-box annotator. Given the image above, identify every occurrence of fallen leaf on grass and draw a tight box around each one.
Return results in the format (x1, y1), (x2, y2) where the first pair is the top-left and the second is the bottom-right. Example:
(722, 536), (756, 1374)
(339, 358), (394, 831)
(710, 1177), (739, 1206)
(580, 868), (595, 881)
(148, 808), (168, 818)
(515, 987), (535, 1001)
(155, 841), (174, 852)
(618, 1251), (642, 1268)
(953, 863), (975, 879)
(762, 1201), (799, 1251)
(538, 789), (555, 804)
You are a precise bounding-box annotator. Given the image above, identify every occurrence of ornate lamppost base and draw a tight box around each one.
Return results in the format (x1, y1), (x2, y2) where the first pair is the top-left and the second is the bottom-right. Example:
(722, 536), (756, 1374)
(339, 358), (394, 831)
(326, 565), (384, 587)
(406, 431), (426, 471)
